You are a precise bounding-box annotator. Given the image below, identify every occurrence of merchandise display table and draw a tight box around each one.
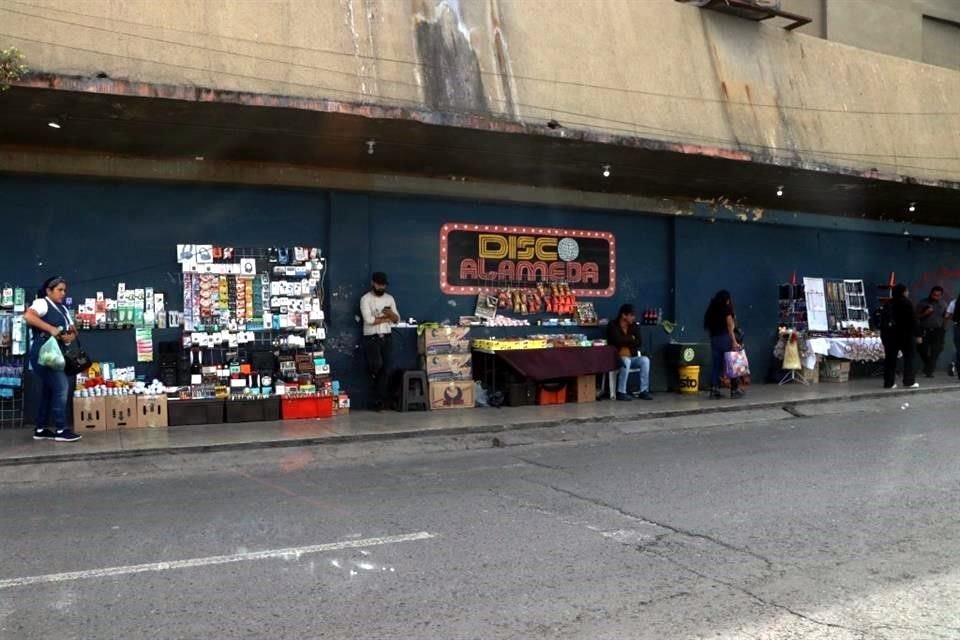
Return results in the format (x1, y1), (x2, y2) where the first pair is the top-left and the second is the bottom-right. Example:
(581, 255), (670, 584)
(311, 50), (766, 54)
(473, 346), (620, 396)
(804, 337), (884, 368)
(487, 345), (620, 380)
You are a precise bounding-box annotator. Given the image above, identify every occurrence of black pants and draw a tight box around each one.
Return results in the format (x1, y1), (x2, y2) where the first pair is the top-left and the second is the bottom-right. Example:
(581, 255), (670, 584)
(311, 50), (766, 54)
(364, 334), (392, 409)
(883, 335), (915, 388)
(917, 327), (945, 377)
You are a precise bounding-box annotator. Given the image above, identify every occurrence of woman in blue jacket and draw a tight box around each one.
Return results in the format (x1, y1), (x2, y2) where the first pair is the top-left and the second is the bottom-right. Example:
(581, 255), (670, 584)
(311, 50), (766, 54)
(23, 276), (81, 442)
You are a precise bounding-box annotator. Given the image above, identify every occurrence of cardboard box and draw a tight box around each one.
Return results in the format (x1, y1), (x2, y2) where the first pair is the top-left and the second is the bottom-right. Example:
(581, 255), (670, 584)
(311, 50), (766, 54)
(820, 360), (850, 383)
(420, 327), (471, 354)
(424, 352), (473, 381)
(567, 374), (597, 403)
(429, 380), (476, 410)
(106, 396), (140, 429)
(137, 395), (169, 428)
(73, 397), (108, 432)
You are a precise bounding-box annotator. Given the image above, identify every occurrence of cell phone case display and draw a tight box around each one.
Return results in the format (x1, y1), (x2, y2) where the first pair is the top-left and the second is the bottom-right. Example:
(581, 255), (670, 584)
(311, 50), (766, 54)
(180, 246), (326, 348)
(177, 246), (344, 417)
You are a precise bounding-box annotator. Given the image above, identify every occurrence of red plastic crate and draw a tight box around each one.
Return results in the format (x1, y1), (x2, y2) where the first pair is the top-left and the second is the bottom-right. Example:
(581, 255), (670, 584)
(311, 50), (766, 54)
(281, 395), (335, 420)
(537, 385), (567, 406)
(316, 395), (334, 418)
(282, 396), (319, 419)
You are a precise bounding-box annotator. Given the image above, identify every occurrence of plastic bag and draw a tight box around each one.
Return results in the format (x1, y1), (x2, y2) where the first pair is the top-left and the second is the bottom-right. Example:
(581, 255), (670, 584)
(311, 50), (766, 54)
(38, 336), (65, 370)
(724, 350), (750, 379)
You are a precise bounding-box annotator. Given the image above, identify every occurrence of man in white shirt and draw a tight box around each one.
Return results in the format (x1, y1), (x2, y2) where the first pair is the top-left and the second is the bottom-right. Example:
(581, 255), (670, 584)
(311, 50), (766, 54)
(360, 272), (400, 410)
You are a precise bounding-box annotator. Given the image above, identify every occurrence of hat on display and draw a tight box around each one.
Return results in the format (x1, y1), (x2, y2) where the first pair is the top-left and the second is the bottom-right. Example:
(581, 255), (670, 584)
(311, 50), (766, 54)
(371, 272), (389, 285)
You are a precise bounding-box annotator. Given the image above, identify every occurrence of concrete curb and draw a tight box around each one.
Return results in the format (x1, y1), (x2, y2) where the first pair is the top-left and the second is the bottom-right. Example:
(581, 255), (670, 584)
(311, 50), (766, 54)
(2, 385), (957, 466)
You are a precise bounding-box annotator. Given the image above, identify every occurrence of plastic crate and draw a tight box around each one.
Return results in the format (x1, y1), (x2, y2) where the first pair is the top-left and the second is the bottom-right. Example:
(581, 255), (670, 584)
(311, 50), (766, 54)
(167, 399), (225, 426)
(225, 396), (281, 423)
(281, 395), (334, 420)
(537, 382), (567, 405)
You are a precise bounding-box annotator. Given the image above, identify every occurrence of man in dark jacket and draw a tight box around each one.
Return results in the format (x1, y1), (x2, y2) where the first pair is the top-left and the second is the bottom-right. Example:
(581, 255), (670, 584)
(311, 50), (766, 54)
(915, 285), (947, 378)
(606, 304), (651, 401)
(881, 284), (918, 389)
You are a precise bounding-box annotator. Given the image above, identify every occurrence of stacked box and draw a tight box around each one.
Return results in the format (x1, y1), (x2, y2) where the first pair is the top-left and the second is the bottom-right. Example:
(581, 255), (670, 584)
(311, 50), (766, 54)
(137, 395), (169, 428)
(106, 396), (140, 429)
(419, 326), (471, 354)
(424, 352), (473, 382)
(429, 380), (475, 410)
(73, 397), (108, 432)
(820, 360), (850, 383)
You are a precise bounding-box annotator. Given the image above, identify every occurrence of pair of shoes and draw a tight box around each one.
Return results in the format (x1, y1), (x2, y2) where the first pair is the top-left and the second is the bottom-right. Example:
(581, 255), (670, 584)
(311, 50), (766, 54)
(616, 392), (633, 402)
(33, 429), (56, 441)
(637, 392), (653, 401)
(730, 389), (746, 399)
(54, 430), (82, 442)
(906, 382), (920, 389)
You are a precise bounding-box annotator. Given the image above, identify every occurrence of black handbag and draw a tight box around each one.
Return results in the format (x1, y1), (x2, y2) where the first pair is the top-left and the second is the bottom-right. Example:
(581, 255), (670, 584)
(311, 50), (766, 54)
(62, 335), (92, 375)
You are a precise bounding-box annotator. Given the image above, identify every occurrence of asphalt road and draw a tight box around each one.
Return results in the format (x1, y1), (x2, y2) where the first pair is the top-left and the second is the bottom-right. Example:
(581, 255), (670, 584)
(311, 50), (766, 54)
(2, 392), (960, 639)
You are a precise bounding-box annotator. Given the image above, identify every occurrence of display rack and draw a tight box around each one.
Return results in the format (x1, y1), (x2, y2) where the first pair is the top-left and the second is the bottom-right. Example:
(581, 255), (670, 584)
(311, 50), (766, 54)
(0, 351), (26, 431)
(175, 244), (336, 403)
(777, 283), (807, 331)
(0, 299), (28, 430)
(842, 280), (870, 328)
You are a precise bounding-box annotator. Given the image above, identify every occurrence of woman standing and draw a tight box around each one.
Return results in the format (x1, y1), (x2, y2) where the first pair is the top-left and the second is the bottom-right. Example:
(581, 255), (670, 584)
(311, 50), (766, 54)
(880, 283), (918, 390)
(704, 290), (744, 399)
(24, 276), (81, 442)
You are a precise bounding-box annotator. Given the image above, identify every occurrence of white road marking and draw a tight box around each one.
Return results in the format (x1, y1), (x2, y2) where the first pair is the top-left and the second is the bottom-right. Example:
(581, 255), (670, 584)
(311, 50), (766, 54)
(0, 531), (435, 591)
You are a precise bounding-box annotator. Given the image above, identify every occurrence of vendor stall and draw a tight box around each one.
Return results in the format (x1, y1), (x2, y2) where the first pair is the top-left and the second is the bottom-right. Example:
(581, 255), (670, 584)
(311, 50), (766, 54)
(470, 335), (615, 405)
(774, 275), (884, 384)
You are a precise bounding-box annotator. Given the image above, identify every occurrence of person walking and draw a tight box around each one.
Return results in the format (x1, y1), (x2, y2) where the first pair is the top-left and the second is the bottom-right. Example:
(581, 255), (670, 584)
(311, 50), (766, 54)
(606, 304), (652, 401)
(704, 290), (744, 399)
(881, 283), (918, 390)
(915, 285), (947, 378)
(23, 276), (81, 442)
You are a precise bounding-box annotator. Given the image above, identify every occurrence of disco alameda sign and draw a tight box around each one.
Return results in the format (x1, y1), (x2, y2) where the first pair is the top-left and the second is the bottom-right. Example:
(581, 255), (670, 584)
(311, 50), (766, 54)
(439, 223), (616, 297)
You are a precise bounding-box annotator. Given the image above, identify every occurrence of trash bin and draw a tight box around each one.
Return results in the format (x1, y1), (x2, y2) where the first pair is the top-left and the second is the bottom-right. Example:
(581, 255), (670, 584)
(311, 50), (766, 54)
(666, 343), (704, 392)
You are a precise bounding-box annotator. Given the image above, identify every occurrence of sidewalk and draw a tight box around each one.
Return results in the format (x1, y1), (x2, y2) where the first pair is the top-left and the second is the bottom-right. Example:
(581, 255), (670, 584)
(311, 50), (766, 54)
(2, 378), (959, 465)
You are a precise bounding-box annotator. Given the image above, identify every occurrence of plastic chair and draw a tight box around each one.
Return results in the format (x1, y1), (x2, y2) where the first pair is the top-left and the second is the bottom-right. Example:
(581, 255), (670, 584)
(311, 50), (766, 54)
(606, 365), (644, 399)
(400, 370), (429, 412)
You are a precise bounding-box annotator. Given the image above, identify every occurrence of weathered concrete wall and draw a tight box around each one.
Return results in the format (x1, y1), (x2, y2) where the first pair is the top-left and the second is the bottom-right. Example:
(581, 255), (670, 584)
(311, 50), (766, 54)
(2, 0), (959, 182)
(825, 0), (960, 67)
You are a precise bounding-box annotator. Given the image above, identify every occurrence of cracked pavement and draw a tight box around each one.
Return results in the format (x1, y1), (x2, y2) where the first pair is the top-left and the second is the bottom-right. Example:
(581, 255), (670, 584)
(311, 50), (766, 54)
(2, 392), (960, 638)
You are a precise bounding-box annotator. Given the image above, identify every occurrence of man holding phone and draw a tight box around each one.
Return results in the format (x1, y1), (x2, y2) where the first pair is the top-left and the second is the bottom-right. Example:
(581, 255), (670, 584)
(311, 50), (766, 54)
(360, 272), (400, 410)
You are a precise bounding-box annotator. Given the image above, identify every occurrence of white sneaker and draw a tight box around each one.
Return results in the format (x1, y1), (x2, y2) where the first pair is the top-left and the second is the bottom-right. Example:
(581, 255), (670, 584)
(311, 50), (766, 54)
(907, 383), (920, 389)
(888, 384), (898, 390)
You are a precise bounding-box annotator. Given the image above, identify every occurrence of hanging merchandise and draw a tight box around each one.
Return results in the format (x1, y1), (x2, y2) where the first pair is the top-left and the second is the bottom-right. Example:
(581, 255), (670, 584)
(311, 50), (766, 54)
(10, 316), (26, 356)
(135, 328), (154, 363)
(74, 282), (167, 331)
(175, 245), (340, 419)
